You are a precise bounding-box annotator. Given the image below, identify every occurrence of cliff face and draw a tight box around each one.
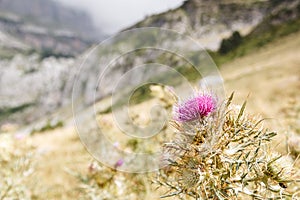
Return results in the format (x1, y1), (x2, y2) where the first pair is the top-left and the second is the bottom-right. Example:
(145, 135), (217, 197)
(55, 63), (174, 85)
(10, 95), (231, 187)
(0, 0), (102, 56)
(0, 55), (75, 124)
(1, 0), (299, 127)
(0, 0), (101, 125)
(76, 0), (300, 112)
(128, 0), (271, 50)
(250, 0), (300, 35)
(0, 0), (95, 36)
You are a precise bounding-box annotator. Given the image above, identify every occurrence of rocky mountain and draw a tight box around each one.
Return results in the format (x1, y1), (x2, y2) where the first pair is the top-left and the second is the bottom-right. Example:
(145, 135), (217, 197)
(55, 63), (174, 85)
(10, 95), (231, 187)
(0, 54), (75, 124)
(127, 0), (271, 50)
(250, 0), (300, 35)
(0, 0), (102, 57)
(0, 0), (102, 126)
(75, 0), (300, 113)
(215, 0), (300, 57)
(1, 0), (299, 128)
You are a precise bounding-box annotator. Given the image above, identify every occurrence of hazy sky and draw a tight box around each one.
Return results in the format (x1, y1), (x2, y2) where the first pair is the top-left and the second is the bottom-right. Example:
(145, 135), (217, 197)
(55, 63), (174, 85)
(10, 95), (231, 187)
(57, 0), (185, 35)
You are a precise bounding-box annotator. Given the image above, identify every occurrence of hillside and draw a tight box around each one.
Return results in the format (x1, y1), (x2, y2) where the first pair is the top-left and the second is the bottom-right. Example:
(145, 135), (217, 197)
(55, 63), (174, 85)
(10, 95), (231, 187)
(127, 0), (271, 50)
(0, 0), (102, 57)
(13, 29), (300, 200)
(212, 0), (300, 63)
(2, 0), (299, 127)
(82, 0), (300, 112)
(0, 0), (103, 126)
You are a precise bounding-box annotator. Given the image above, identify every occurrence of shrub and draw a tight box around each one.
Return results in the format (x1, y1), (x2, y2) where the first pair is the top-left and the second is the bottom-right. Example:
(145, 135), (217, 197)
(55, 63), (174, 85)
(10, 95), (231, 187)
(31, 119), (64, 134)
(155, 92), (299, 199)
(219, 31), (243, 55)
(0, 134), (35, 199)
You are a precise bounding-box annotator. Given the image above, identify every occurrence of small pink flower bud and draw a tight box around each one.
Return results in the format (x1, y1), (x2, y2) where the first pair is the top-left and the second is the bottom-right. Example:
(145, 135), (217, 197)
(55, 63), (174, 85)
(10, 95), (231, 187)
(114, 159), (124, 168)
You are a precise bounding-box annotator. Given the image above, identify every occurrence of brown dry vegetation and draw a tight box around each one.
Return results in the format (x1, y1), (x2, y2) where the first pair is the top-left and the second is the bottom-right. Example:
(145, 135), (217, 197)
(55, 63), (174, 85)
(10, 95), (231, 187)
(4, 30), (300, 199)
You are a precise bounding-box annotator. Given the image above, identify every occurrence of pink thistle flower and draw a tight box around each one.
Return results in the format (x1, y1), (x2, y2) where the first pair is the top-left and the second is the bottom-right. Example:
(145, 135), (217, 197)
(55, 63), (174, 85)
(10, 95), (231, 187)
(114, 158), (124, 168)
(14, 133), (26, 140)
(174, 94), (216, 122)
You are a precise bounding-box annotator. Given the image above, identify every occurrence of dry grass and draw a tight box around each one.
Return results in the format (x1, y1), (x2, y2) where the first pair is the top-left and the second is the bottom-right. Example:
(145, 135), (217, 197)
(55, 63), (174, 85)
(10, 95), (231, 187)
(25, 127), (92, 199)
(7, 31), (299, 199)
(221, 31), (300, 155)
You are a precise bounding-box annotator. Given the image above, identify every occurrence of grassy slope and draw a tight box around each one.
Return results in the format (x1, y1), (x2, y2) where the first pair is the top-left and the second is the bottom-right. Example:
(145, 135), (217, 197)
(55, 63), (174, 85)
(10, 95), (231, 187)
(120, 8), (300, 107)
(211, 8), (300, 65)
(8, 1), (300, 199)
(221, 30), (300, 152)
(22, 30), (300, 199)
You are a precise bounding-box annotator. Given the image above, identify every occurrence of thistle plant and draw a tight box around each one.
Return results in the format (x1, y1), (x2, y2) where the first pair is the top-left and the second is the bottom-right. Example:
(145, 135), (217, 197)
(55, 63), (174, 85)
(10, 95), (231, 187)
(75, 161), (152, 200)
(0, 133), (35, 200)
(155, 92), (300, 199)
